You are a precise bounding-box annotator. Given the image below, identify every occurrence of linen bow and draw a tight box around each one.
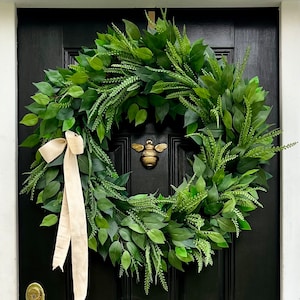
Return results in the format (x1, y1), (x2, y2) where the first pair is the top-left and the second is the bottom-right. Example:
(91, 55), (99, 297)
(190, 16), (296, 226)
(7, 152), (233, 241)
(39, 130), (88, 300)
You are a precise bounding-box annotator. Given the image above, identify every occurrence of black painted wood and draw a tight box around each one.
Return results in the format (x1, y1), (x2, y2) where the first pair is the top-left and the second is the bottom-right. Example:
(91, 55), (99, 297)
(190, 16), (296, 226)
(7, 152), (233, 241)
(18, 8), (279, 300)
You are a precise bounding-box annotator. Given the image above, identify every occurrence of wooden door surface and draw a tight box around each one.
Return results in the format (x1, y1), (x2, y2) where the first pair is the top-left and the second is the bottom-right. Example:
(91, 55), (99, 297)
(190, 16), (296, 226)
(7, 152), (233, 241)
(18, 8), (279, 300)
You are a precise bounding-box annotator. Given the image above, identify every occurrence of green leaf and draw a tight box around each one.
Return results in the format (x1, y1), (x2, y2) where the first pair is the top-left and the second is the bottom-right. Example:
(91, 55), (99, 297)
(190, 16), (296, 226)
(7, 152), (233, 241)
(88, 56), (103, 70)
(168, 227), (194, 241)
(78, 155), (89, 174)
(25, 102), (46, 115)
(168, 250), (184, 271)
(109, 241), (122, 266)
(119, 228), (132, 241)
(70, 71), (88, 84)
(142, 214), (167, 230)
(19, 134), (40, 148)
(62, 117), (75, 131)
(128, 223), (145, 234)
(20, 113), (38, 126)
(155, 102), (169, 123)
(195, 176), (206, 192)
(187, 122), (198, 135)
(217, 217), (236, 232)
(193, 156), (206, 177)
(95, 216), (109, 228)
(31, 93), (50, 105)
(147, 228), (166, 244)
(193, 87), (210, 99)
(223, 110), (233, 129)
(123, 19), (141, 40)
(128, 103), (139, 122)
(175, 246), (187, 258)
(204, 202), (223, 215)
(131, 232), (146, 250)
(33, 82), (54, 97)
(126, 241), (142, 261)
(80, 89), (99, 111)
(68, 85), (84, 98)
(222, 199), (236, 214)
(135, 47), (153, 61)
(149, 94), (167, 106)
(96, 122), (106, 143)
(135, 109), (147, 126)
(43, 102), (60, 120)
(42, 181), (60, 201)
(184, 109), (199, 127)
(238, 219), (252, 230)
(40, 214), (58, 227)
(189, 40), (207, 72)
(97, 197), (115, 211)
(98, 228), (108, 245)
(121, 250), (131, 271)
(88, 236), (98, 252)
(45, 168), (59, 185)
(40, 118), (59, 137)
(42, 199), (61, 213)
(207, 184), (219, 202)
(56, 108), (74, 120)
(45, 69), (64, 87)
(206, 231), (228, 247)
(233, 105), (245, 132)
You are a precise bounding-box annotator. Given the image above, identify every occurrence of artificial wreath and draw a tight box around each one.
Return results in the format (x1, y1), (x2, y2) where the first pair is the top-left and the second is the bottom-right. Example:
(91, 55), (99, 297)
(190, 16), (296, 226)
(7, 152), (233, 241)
(20, 10), (294, 296)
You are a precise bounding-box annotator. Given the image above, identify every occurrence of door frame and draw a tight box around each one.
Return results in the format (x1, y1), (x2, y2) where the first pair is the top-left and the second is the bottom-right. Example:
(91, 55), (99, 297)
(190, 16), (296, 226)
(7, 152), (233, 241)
(0, 2), (299, 299)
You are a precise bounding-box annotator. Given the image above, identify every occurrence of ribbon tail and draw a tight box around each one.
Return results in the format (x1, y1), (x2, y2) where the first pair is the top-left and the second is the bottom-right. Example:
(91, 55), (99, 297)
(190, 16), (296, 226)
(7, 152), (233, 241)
(71, 236), (88, 300)
(52, 188), (71, 271)
(64, 141), (88, 300)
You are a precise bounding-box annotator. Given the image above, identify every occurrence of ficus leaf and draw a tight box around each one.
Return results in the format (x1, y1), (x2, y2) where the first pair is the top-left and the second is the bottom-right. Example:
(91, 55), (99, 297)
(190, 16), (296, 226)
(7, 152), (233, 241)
(88, 236), (98, 252)
(68, 85), (84, 98)
(20, 113), (39, 126)
(98, 228), (108, 245)
(109, 241), (122, 266)
(33, 82), (54, 97)
(123, 19), (141, 40)
(128, 103), (139, 122)
(121, 250), (131, 271)
(31, 93), (50, 106)
(146, 228), (166, 244)
(42, 181), (60, 201)
(62, 117), (75, 131)
(40, 214), (58, 227)
(135, 109), (147, 126)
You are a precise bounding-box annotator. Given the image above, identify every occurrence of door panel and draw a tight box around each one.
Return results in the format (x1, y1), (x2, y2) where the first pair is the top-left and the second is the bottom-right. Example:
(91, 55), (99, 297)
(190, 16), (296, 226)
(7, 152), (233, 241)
(18, 8), (279, 300)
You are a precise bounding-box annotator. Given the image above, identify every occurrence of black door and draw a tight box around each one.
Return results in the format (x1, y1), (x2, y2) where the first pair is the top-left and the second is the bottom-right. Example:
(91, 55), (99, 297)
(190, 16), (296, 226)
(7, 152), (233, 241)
(18, 8), (279, 300)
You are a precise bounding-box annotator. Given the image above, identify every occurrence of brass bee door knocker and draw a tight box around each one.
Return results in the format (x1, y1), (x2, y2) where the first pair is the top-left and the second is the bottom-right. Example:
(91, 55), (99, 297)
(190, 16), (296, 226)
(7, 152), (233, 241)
(132, 139), (168, 169)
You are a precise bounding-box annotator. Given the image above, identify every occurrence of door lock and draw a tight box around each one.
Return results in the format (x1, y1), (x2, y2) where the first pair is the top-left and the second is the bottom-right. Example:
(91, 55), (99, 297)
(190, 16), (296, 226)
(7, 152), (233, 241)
(25, 282), (45, 300)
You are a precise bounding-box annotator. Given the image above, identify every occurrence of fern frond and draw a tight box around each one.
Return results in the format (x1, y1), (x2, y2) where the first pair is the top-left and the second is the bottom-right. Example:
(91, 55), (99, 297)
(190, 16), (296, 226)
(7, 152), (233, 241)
(238, 100), (253, 146)
(186, 213), (205, 232)
(234, 47), (250, 87)
(231, 217), (241, 238)
(193, 250), (204, 272)
(20, 161), (47, 201)
(179, 95), (201, 115)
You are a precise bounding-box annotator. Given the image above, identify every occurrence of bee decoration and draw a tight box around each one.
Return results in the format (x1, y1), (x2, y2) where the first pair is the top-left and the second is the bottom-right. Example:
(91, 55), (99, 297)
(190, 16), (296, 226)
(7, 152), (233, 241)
(131, 139), (168, 169)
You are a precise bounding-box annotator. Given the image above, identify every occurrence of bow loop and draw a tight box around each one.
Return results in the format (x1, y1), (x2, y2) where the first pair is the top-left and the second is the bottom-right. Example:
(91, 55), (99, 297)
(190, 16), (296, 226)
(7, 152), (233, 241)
(65, 131), (84, 155)
(39, 138), (66, 163)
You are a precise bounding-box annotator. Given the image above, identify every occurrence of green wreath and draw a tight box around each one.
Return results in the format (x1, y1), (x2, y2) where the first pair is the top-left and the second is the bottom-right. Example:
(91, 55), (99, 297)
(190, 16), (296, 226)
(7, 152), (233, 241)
(20, 11), (294, 295)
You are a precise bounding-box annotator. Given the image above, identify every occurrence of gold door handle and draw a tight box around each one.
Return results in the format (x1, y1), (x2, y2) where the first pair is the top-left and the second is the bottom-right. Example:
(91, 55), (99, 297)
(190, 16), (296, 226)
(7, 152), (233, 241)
(25, 282), (45, 300)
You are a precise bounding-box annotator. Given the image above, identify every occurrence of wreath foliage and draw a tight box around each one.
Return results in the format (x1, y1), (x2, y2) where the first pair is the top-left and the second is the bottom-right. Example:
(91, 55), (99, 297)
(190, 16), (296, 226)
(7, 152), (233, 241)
(20, 11), (294, 294)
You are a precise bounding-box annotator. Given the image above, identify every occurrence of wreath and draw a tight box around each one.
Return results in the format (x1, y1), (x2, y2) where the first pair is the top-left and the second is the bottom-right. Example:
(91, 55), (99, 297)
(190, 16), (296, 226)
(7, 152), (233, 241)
(20, 10), (294, 297)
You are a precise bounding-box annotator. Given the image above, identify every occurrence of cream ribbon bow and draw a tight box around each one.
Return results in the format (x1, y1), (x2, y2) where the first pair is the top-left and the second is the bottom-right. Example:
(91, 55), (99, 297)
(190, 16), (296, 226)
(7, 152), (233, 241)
(39, 130), (88, 300)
